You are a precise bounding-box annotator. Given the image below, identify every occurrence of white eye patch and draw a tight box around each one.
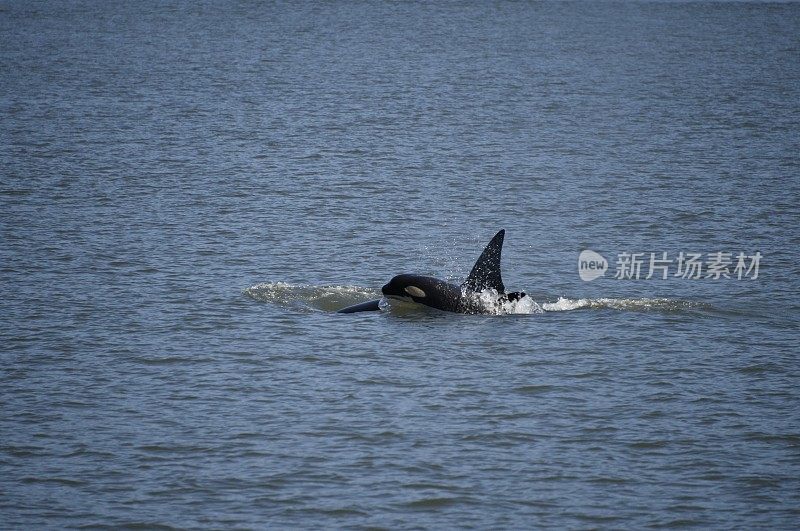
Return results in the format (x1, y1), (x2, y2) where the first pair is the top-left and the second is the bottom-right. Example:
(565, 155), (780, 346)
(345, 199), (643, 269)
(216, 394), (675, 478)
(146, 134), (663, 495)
(404, 285), (426, 298)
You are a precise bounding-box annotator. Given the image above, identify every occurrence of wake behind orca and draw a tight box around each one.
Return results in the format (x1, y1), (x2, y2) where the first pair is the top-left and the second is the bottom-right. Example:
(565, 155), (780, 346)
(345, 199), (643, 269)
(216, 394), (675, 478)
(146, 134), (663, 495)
(337, 229), (527, 314)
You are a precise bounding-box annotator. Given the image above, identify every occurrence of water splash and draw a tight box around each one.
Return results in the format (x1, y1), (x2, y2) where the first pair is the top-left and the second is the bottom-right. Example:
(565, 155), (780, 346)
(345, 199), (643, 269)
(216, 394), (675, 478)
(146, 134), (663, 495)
(471, 289), (544, 315)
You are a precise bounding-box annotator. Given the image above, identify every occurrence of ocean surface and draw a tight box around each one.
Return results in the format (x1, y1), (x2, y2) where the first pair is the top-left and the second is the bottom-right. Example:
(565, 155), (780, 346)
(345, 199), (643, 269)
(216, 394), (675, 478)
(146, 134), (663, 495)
(2, 0), (799, 528)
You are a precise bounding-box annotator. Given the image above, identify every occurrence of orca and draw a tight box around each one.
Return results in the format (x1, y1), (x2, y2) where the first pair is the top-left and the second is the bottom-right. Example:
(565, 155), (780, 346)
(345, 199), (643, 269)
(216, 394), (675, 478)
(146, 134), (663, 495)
(337, 229), (526, 314)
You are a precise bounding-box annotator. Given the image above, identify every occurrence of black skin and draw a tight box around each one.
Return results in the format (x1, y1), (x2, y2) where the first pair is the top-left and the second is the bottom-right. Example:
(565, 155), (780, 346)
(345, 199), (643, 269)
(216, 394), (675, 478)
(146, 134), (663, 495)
(381, 274), (526, 314)
(335, 299), (381, 313)
(382, 274), (468, 312)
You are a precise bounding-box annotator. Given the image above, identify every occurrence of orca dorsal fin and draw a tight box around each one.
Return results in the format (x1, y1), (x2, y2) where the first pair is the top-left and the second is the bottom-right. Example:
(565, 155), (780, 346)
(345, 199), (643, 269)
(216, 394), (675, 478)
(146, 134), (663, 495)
(463, 229), (505, 293)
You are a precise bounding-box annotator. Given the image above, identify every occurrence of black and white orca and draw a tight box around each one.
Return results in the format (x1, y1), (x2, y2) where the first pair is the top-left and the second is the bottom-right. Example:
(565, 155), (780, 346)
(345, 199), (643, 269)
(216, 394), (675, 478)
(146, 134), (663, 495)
(337, 229), (526, 314)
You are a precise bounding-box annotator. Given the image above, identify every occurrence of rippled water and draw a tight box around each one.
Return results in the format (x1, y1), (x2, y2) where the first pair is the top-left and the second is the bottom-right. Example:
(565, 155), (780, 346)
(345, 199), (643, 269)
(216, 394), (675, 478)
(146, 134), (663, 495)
(2, 0), (800, 528)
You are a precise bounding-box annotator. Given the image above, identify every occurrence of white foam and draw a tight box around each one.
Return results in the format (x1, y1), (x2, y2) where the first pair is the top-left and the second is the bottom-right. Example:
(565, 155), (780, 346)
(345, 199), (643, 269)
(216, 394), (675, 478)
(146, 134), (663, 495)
(542, 297), (591, 312)
(540, 296), (706, 312)
(472, 289), (544, 315)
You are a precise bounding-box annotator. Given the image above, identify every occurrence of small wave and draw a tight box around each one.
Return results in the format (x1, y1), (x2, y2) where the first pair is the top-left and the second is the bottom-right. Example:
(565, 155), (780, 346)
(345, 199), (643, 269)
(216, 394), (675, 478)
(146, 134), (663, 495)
(243, 282), (380, 312)
(402, 496), (463, 509)
(245, 282), (706, 315)
(514, 384), (556, 395)
(20, 476), (86, 486)
(541, 296), (708, 313)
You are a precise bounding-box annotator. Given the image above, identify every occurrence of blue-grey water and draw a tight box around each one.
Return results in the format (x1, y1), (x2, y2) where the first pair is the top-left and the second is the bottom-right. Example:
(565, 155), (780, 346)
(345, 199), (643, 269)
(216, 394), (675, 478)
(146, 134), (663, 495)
(2, 0), (800, 528)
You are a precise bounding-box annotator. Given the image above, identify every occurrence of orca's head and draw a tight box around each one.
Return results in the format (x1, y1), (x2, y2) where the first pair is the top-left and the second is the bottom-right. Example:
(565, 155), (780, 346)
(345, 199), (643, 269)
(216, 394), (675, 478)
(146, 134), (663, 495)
(381, 274), (439, 303)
